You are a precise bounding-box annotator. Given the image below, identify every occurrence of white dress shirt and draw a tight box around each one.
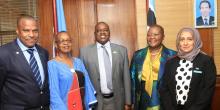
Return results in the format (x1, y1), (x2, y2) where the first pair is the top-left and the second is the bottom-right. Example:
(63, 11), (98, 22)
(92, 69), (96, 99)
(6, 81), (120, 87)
(96, 41), (112, 94)
(202, 16), (210, 25)
(17, 38), (45, 83)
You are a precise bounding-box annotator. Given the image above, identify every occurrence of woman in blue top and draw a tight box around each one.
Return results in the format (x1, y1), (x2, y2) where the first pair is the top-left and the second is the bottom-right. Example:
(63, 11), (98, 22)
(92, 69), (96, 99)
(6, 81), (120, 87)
(48, 32), (97, 110)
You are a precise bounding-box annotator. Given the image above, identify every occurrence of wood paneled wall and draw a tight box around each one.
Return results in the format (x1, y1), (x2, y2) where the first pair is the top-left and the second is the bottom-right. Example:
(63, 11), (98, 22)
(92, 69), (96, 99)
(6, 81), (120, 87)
(135, 1), (219, 110)
(198, 29), (214, 56)
(37, 0), (137, 60)
(156, 0), (214, 56)
(37, 0), (220, 109)
(62, 0), (97, 57)
(136, 0), (219, 74)
(213, 1), (220, 75)
(37, 0), (54, 57)
(96, 0), (137, 58)
(135, 0), (147, 49)
(156, 0), (219, 73)
(212, 77), (220, 110)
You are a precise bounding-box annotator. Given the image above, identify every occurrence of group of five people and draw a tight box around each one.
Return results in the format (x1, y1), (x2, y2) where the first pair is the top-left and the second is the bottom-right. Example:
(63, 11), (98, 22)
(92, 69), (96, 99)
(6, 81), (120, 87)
(0, 14), (216, 110)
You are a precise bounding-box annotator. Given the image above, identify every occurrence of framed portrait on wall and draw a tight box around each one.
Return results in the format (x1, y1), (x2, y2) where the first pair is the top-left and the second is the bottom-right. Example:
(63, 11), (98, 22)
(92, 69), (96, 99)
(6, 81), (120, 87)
(194, 0), (217, 28)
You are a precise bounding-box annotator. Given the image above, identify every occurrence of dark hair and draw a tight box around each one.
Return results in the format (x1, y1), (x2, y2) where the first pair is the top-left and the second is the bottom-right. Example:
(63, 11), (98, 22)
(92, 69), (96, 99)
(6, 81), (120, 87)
(149, 24), (165, 36)
(94, 22), (110, 32)
(17, 14), (36, 27)
(199, 0), (211, 9)
(55, 31), (71, 43)
(55, 32), (73, 57)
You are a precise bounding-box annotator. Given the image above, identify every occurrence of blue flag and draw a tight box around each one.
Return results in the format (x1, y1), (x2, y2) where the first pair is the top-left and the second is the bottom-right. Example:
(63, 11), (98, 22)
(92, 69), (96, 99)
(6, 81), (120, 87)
(56, 0), (67, 32)
(147, 0), (156, 26)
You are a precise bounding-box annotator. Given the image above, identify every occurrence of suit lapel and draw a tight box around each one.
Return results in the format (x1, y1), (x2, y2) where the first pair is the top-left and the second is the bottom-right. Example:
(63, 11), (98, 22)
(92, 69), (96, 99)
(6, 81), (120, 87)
(36, 46), (47, 86)
(13, 41), (46, 89)
(158, 47), (168, 81)
(110, 44), (117, 77)
(12, 41), (37, 81)
(91, 44), (100, 79)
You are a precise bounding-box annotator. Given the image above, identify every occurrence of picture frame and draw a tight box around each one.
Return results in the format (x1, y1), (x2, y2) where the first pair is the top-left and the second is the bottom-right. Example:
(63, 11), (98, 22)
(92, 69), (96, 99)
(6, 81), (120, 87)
(194, 0), (217, 28)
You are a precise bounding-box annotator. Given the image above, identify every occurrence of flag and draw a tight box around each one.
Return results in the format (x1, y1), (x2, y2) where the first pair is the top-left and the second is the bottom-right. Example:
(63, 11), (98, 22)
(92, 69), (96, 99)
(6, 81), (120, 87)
(52, 0), (67, 57)
(56, 0), (67, 32)
(147, 0), (157, 26)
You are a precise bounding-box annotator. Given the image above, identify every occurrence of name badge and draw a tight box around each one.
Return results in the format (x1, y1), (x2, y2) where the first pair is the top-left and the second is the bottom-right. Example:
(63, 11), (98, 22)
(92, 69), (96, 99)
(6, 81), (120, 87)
(193, 67), (202, 74)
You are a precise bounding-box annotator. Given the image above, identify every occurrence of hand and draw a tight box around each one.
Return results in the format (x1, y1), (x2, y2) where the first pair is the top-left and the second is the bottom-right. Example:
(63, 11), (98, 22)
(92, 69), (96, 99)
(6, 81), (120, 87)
(124, 104), (131, 110)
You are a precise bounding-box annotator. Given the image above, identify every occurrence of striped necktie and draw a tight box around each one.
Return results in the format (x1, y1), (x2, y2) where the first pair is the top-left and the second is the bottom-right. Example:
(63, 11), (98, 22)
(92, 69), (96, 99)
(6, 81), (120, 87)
(27, 48), (43, 88)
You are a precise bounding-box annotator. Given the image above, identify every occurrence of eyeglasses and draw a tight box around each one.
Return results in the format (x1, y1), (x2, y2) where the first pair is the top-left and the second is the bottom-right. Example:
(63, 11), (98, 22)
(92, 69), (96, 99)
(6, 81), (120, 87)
(147, 33), (161, 37)
(56, 39), (72, 44)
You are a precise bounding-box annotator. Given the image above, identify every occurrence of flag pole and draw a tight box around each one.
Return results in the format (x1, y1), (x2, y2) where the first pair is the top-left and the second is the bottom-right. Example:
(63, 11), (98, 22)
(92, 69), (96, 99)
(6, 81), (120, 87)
(52, 0), (58, 58)
(52, 0), (58, 34)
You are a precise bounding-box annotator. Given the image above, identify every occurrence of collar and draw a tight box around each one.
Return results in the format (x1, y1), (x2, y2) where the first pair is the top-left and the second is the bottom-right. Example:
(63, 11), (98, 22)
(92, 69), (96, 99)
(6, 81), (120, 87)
(16, 38), (37, 52)
(202, 16), (210, 21)
(96, 41), (111, 49)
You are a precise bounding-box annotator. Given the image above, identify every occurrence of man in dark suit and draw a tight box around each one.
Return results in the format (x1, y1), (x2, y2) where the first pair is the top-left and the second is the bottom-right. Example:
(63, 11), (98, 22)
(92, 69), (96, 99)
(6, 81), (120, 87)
(80, 22), (131, 110)
(196, 0), (215, 26)
(0, 15), (50, 110)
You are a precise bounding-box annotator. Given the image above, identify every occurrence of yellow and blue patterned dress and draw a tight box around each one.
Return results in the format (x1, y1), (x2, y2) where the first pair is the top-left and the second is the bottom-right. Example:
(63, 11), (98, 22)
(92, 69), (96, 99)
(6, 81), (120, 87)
(130, 46), (176, 110)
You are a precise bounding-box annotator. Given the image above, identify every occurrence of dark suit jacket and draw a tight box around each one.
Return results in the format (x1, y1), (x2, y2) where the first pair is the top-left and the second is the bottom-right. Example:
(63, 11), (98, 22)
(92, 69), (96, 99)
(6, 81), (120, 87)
(0, 40), (50, 110)
(196, 16), (215, 26)
(80, 43), (131, 110)
(159, 53), (216, 110)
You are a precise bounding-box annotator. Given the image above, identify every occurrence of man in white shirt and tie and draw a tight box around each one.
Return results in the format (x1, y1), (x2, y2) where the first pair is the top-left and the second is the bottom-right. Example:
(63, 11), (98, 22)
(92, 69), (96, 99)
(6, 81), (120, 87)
(0, 14), (49, 110)
(80, 22), (131, 110)
(196, 0), (215, 26)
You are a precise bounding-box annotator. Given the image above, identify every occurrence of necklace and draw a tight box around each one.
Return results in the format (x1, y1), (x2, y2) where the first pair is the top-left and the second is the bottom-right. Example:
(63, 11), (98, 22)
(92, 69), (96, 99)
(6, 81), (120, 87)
(150, 48), (162, 62)
(151, 52), (159, 56)
(150, 48), (161, 56)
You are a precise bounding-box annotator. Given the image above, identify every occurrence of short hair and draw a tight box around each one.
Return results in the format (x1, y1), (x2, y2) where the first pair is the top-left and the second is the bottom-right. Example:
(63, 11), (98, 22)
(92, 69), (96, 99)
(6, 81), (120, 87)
(199, 0), (211, 9)
(94, 22), (109, 31)
(55, 31), (71, 43)
(149, 24), (165, 36)
(17, 14), (36, 27)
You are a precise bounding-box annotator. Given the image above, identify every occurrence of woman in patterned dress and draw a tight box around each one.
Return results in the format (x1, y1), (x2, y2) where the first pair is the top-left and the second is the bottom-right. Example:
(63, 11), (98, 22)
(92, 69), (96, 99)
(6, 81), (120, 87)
(130, 24), (176, 110)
